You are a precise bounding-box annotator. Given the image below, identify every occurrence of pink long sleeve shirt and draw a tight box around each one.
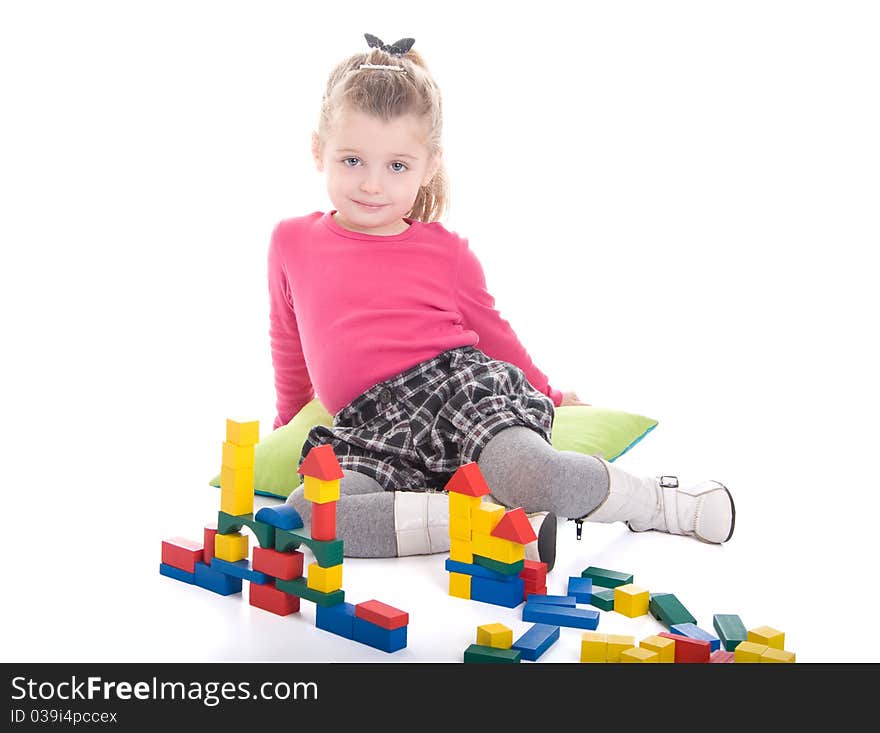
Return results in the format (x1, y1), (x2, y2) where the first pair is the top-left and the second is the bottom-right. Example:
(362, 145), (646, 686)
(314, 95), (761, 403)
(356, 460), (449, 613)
(268, 210), (563, 430)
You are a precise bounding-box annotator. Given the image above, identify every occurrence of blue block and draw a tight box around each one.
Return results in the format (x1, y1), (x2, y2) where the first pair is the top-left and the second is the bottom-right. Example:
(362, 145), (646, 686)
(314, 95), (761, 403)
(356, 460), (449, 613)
(566, 576), (593, 603)
(316, 601), (356, 639)
(193, 561), (242, 596)
(352, 616), (407, 653)
(523, 602), (600, 630)
(670, 623), (721, 652)
(160, 562), (194, 584)
(526, 594), (576, 606)
(512, 623), (560, 661)
(210, 557), (269, 585)
(470, 575), (525, 608)
(445, 558), (518, 582)
(255, 504), (304, 530)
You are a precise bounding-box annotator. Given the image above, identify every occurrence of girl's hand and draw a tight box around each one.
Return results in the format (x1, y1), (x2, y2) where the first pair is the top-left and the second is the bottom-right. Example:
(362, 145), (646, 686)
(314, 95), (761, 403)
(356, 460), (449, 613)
(560, 391), (591, 407)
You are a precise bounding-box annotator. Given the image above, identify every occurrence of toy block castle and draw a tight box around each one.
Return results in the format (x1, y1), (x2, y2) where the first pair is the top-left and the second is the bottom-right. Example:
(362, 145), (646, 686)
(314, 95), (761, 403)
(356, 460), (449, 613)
(160, 419), (409, 655)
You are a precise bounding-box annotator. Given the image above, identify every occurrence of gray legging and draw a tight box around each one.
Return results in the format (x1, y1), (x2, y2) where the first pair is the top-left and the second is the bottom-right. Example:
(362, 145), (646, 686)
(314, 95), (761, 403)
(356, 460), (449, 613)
(286, 425), (610, 557)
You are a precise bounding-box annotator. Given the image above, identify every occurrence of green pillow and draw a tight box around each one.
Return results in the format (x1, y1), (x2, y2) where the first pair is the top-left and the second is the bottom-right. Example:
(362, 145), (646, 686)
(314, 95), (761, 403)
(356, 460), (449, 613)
(209, 399), (657, 499)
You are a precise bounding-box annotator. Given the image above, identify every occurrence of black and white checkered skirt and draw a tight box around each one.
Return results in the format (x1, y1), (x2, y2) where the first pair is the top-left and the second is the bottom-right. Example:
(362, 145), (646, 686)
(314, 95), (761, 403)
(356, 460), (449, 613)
(299, 346), (555, 492)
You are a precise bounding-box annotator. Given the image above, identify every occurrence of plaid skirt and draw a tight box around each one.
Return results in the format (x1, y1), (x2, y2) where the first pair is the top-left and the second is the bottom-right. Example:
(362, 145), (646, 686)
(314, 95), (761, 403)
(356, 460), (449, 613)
(299, 346), (555, 492)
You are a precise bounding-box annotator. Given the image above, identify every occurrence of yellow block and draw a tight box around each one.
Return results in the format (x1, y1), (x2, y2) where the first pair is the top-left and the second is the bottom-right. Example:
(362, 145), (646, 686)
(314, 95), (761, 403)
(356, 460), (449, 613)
(306, 562), (342, 593)
(614, 583), (650, 618)
(222, 441), (255, 469)
(221, 465), (254, 494)
(748, 625), (785, 650)
(471, 532), (525, 564)
(214, 532), (248, 562)
(449, 514), (472, 541)
(606, 634), (636, 662)
(226, 418), (259, 446)
(472, 502), (505, 535)
(580, 632), (607, 663)
(477, 623), (513, 649)
(449, 572), (471, 599)
(761, 647), (796, 663)
(221, 483), (254, 517)
(449, 493), (482, 519)
(735, 641), (768, 662)
(449, 538), (473, 563)
(303, 476), (340, 504)
(620, 647), (659, 663)
(640, 635), (675, 663)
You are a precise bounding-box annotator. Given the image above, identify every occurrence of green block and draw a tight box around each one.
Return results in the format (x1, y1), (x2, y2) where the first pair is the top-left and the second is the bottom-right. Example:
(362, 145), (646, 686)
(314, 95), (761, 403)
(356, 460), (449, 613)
(581, 566), (633, 588)
(713, 614), (748, 651)
(463, 643), (521, 663)
(217, 511), (275, 549)
(472, 554), (524, 576)
(275, 528), (344, 568)
(590, 588), (615, 611)
(275, 577), (345, 607)
(649, 593), (697, 628)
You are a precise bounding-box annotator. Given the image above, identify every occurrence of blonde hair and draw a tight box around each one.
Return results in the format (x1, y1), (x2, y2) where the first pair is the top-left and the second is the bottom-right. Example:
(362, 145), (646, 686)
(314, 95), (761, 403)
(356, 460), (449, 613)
(315, 43), (449, 223)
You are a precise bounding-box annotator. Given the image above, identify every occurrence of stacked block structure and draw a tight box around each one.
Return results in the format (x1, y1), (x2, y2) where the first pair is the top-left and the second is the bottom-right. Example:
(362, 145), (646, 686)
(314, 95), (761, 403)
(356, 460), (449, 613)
(160, 420), (409, 654)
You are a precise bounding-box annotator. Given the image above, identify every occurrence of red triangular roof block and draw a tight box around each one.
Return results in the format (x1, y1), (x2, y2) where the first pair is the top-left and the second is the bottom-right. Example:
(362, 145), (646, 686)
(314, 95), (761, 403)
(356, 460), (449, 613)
(297, 444), (344, 480)
(444, 462), (491, 496)
(491, 507), (537, 545)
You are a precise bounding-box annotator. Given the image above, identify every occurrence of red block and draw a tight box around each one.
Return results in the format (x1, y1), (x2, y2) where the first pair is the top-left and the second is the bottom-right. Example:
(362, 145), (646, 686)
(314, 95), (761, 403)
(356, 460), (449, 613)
(520, 559), (547, 585)
(311, 500), (337, 541)
(203, 523), (218, 566)
(161, 537), (204, 573)
(659, 632), (711, 663)
(710, 650), (736, 663)
(354, 599), (409, 630)
(252, 547), (304, 580)
(491, 507), (537, 544)
(523, 584), (547, 601)
(249, 580), (300, 616)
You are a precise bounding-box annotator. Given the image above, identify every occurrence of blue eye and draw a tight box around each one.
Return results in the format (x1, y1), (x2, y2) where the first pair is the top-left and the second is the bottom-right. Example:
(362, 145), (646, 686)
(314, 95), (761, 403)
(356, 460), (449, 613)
(343, 157), (360, 167)
(391, 161), (408, 172)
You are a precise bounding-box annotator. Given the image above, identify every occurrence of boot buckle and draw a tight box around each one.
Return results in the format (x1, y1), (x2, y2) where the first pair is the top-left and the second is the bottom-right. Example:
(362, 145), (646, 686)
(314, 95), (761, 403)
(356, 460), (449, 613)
(659, 475), (679, 489)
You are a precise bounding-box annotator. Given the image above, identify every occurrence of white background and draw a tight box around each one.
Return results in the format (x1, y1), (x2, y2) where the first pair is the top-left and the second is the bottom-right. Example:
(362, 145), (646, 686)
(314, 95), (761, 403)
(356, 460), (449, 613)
(2, 1), (878, 663)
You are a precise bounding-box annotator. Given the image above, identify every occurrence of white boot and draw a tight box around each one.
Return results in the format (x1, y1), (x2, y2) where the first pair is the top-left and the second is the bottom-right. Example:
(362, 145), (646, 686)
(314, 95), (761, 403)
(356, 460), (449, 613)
(394, 490), (451, 556)
(586, 457), (735, 544)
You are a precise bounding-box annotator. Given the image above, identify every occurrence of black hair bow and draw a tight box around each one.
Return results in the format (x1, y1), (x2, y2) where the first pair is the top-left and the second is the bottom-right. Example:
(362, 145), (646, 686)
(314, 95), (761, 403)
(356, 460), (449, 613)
(364, 33), (415, 57)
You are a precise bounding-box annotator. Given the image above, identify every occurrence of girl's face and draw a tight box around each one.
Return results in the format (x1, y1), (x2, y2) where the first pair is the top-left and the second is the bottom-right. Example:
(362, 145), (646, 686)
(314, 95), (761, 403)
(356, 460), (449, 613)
(313, 109), (441, 235)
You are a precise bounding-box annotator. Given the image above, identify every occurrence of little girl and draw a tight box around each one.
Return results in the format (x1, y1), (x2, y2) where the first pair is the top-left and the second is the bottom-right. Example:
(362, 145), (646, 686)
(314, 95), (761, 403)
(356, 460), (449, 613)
(268, 34), (735, 570)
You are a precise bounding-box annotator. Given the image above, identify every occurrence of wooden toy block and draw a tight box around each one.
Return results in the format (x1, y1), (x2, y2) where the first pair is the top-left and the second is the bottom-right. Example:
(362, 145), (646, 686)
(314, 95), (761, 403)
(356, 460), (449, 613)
(620, 647), (659, 663)
(580, 632), (607, 663)
(761, 648), (796, 663)
(303, 476), (341, 504)
(306, 562), (343, 593)
(471, 575), (525, 608)
(491, 507), (537, 545)
(355, 600), (409, 630)
(310, 500), (337, 541)
(316, 601), (356, 638)
(649, 593), (697, 627)
(449, 513), (472, 541)
(734, 641), (768, 663)
(473, 553), (524, 576)
(275, 528), (344, 568)
(590, 588), (615, 611)
(523, 585), (546, 602)
(221, 441), (254, 469)
(161, 537), (204, 574)
(214, 531), (248, 562)
(252, 546), (304, 581)
(567, 576), (593, 604)
(713, 614), (748, 651)
(449, 492), (482, 519)
(472, 502), (506, 535)
(658, 632), (710, 663)
(217, 511), (275, 549)
(194, 561), (242, 596)
(581, 566), (633, 588)
(512, 623), (559, 661)
(614, 583), (650, 618)
(670, 623), (721, 652)
(606, 635), (636, 662)
(353, 616), (407, 653)
(298, 444), (344, 481)
(226, 418), (259, 446)
(477, 622), (514, 649)
(526, 594), (576, 606)
(203, 523), (217, 566)
(473, 532), (524, 564)
(523, 603), (600, 630)
(640, 635), (676, 663)
(748, 625), (785, 650)
(520, 560), (547, 585)
(254, 505), (304, 531)
(249, 579), (300, 616)
(220, 474), (254, 516)
(159, 562), (195, 584)
(449, 572), (472, 599)
(445, 462), (491, 496)
(211, 557), (270, 585)
(710, 650), (736, 663)
(275, 576), (345, 607)
(463, 644), (521, 663)
(449, 538), (474, 563)
(445, 558), (518, 583)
